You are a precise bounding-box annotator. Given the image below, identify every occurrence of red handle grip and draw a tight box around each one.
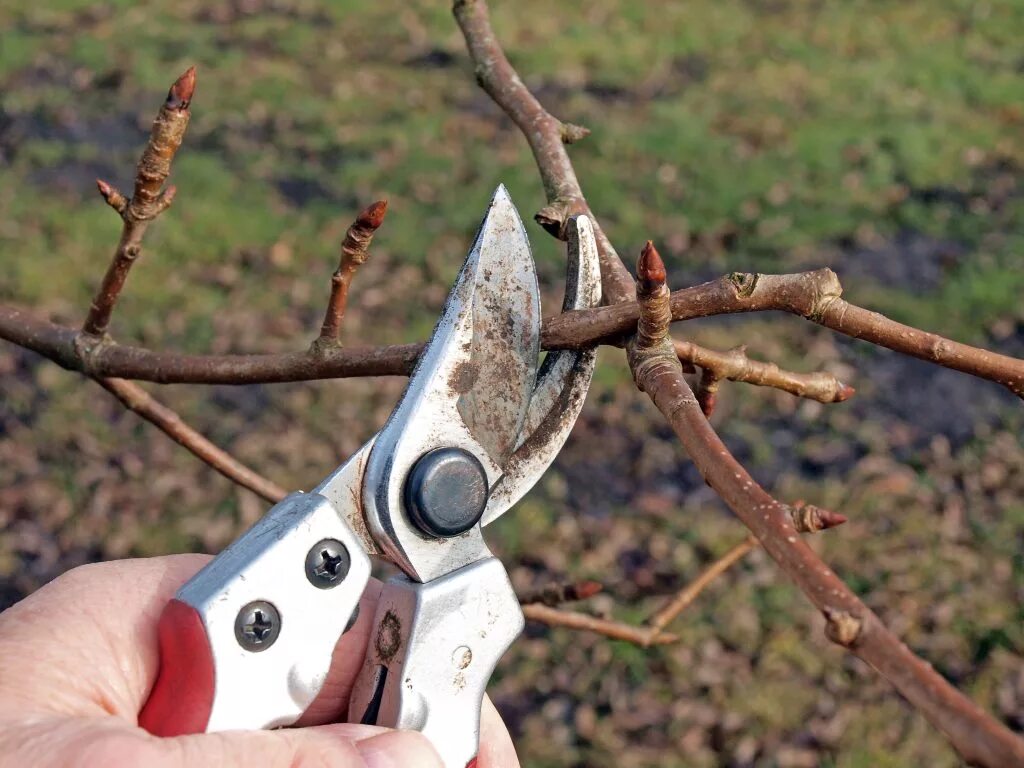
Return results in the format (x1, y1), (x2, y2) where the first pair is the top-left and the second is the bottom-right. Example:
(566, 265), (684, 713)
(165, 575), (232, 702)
(138, 599), (216, 737)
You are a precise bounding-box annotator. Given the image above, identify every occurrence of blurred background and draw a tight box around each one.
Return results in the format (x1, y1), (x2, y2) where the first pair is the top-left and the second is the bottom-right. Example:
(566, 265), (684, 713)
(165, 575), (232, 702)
(1, 1), (1022, 765)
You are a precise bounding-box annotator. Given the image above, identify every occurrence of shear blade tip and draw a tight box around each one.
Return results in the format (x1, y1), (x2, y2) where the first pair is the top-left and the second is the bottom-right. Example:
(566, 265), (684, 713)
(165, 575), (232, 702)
(491, 182), (511, 202)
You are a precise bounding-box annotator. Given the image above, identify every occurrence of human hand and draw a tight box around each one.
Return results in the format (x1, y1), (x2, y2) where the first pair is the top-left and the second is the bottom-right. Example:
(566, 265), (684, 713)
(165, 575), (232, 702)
(0, 555), (520, 767)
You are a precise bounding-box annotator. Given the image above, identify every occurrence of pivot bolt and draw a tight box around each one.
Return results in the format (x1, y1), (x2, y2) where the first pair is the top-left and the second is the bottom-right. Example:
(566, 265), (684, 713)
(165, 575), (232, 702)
(235, 600), (281, 652)
(305, 538), (351, 588)
(405, 447), (488, 538)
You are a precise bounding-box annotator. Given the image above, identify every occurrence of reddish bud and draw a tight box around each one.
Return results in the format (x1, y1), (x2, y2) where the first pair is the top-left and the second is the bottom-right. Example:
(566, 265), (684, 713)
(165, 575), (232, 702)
(560, 122), (591, 144)
(637, 240), (667, 293)
(356, 199), (388, 231)
(162, 185), (178, 205)
(790, 501), (847, 533)
(817, 509), (848, 530)
(835, 382), (856, 402)
(698, 390), (718, 418)
(167, 66), (196, 110)
(96, 178), (127, 212)
(571, 581), (603, 600)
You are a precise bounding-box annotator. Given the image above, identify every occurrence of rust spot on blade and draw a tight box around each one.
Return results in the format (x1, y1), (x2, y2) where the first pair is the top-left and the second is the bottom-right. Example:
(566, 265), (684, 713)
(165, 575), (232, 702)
(376, 610), (402, 661)
(449, 361), (481, 394)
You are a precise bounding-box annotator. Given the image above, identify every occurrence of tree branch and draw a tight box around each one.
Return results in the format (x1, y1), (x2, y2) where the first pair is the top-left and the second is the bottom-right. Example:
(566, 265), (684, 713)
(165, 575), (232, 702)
(314, 200), (387, 348)
(6, 264), (1019, 398)
(453, 0), (635, 304)
(98, 378), (287, 503)
(646, 535), (758, 639)
(80, 70), (288, 508)
(626, 242), (1024, 768)
(675, 339), (854, 415)
(552, 268), (1023, 398)
(521, 603), (679, 646)
(83, 67), (195, 337)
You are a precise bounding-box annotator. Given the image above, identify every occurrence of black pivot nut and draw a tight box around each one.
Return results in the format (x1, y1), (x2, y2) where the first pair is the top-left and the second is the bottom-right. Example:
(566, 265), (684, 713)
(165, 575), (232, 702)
(405, 447), (488, 538)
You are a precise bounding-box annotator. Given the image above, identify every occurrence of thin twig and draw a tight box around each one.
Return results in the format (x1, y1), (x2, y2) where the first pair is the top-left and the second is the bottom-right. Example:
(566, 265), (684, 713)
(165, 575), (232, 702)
(677, 340), (855, 415)
(315, 200), (387, 348)
(98, 378), (286, 503)
(84, 71), (286, 506)
(646, 536), (759, 639)
(521, 509), (845, 647)
(453, 0), (634, 303)
(521, 603), (678, 646)
(83, 67), (195, 337)
(518, 580), (603, 607)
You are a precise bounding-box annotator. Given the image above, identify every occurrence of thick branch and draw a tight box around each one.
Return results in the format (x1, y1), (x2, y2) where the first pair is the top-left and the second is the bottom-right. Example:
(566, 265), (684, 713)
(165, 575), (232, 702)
(626, 244), (1024, 768)
(83, 67), (195, 337)
(10, 264), (1017, 397)
(555, 268), (1024, 398)
(0, 306), (423, 383)
(647, 369), (1024, 766)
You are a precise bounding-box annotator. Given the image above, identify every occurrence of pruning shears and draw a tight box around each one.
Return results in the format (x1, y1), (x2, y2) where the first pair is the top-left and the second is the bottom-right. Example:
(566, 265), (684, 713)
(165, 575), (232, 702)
(138, 186), (601, 767)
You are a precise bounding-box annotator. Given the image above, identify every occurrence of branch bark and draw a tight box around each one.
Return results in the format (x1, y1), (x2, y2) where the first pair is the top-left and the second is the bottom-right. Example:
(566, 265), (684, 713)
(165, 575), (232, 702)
(626, 243), (1024, 768)
(453, 0), (635, 304)
(79, 69), (288, 507)
(315, 200), (387, 348)
(83, 67), (195, 337)
(99, 378), (287, 503)
(6, 265), (1019, 399)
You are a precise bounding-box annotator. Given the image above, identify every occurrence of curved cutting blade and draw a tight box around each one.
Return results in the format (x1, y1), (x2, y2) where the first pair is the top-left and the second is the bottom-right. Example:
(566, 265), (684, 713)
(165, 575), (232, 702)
(360, 184), (541, 581)
(481, 215), (601, 526)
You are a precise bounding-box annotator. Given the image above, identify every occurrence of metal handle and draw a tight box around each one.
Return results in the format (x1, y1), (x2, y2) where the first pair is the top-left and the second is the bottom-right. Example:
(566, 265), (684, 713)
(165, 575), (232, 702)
(348, 557), (523, 768)
(140, 492), (371, 735)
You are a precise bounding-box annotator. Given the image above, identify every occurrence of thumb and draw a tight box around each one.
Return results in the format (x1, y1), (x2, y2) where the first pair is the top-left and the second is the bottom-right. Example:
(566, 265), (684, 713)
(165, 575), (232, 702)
(4, 718), (442, 768)
(157, 725), (443, 768)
